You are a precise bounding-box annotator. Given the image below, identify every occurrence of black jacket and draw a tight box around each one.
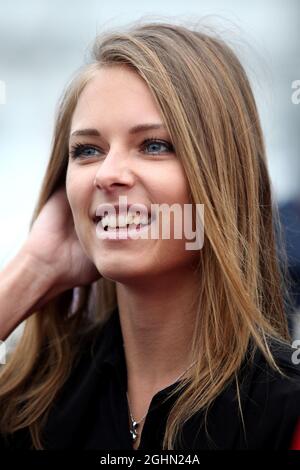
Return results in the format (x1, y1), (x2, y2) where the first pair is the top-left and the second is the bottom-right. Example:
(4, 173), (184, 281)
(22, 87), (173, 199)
(1, 306), (300, 450)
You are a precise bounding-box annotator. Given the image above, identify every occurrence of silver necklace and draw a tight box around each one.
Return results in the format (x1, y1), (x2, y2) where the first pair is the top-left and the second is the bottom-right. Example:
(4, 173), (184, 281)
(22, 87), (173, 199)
(126, 360), (196, 443)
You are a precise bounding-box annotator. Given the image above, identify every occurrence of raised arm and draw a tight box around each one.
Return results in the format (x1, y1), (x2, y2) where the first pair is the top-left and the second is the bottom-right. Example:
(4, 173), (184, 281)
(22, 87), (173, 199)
(0, 187), (101, 341)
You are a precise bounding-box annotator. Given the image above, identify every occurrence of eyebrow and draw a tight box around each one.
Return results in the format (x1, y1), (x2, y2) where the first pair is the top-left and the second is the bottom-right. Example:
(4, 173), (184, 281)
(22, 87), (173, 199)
(70, 123), (166, 138)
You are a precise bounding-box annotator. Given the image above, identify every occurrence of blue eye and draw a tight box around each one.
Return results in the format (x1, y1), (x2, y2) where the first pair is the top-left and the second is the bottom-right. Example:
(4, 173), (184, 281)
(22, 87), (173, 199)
(69, 144), (100, 159)
(69, 138), (174, 159)
(142, 138), (174, 155)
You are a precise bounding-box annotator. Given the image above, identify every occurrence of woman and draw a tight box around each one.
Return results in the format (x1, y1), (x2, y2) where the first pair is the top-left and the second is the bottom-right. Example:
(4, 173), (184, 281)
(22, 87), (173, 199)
(0, 20), (299, 451)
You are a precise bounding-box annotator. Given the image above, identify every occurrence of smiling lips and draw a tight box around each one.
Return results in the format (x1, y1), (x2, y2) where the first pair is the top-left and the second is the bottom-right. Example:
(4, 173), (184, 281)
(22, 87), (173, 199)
(93, 203), (155, 232)
(94, 212), (152, 231)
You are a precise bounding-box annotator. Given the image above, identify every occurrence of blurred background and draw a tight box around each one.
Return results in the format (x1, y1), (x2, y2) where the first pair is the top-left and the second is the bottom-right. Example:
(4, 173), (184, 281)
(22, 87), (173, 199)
(0, 0), (299, 356)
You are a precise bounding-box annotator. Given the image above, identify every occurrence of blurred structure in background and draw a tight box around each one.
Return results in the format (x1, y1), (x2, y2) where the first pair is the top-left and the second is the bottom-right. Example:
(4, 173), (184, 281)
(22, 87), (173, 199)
(279, 198), (300, 339)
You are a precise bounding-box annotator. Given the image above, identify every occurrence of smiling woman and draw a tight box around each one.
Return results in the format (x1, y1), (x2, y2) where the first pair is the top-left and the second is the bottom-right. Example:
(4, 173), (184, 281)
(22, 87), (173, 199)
(0, 19), (300, 452)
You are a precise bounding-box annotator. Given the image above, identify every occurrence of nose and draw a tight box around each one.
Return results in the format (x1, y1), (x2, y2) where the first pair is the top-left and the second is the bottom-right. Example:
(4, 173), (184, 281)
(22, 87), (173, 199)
(93, 148), (135, 192)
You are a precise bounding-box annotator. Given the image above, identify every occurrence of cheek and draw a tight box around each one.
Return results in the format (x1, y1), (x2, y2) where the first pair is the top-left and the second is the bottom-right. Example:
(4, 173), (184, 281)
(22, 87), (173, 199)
(66, 166), (91, 225)
(163, 163), (190, 204)
(65, 165), (76, 206)
(155, 167), (196, 262)
(146, 162), (190, 205)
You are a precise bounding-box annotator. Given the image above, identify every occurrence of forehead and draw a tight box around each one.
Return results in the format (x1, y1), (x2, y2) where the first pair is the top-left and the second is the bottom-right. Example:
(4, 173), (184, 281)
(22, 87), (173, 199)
(71, 66), (163, 131)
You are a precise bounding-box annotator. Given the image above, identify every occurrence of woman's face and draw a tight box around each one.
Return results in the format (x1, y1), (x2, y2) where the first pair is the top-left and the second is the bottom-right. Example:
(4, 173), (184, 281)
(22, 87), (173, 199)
(66, 65), (198, 283)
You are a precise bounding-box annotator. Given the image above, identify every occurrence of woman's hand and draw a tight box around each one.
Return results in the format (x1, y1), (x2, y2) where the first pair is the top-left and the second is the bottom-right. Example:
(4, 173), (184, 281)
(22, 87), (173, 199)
(0, 187), (101, 340)
(22, 186), (101, 297)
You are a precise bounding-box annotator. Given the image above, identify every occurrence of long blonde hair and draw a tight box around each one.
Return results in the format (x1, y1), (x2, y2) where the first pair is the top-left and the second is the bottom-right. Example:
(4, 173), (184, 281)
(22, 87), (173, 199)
(0, 19), (295, 449)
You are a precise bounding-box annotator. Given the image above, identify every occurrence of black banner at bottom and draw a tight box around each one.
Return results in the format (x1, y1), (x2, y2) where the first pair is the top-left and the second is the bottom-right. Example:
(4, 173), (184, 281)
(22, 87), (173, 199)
(0, 450), (300, 467)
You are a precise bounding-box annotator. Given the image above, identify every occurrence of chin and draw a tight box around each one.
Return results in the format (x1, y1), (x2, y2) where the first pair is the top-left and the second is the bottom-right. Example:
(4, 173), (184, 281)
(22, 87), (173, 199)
(96, 262), (149, 284)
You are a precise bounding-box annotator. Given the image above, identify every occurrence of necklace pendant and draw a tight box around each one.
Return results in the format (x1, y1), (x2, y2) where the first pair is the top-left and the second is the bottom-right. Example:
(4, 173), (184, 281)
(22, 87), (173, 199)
(130, 420), (139, 442)
(130, 429), (138, 442)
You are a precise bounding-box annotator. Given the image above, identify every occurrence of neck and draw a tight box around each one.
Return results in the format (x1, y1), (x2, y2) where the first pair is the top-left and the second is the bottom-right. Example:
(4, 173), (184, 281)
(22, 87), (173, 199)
(116, 267), (198, 392)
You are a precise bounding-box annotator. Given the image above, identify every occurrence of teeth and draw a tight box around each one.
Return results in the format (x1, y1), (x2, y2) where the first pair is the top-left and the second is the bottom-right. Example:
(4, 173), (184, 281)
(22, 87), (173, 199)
(134, 214), (148, 225)
(118, 214), (128, 226)
(98, 212), (150, 229)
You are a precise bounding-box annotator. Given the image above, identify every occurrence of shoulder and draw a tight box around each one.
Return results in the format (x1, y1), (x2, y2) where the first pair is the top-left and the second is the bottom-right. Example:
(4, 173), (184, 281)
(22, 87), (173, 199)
(236, 339), (300, 414)
(246, 340), (300, 399)
(0, 311), (118, 450)
(184, 340), (300, 450)
(236, 340), (300, 449)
